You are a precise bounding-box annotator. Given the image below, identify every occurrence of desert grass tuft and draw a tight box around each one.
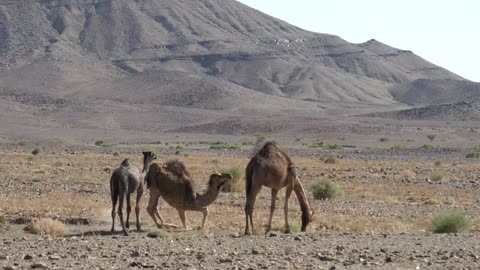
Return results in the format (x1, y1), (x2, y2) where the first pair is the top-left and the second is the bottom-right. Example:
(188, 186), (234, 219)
(431, 211), (470, 233)
(310, 179), (342, 200)
(430, 172), (446, 181)
(25, 218), (66, 236)
(146, 228), (169, 238)
(324, 154), (338, 164)
(221, 167), (244, 192)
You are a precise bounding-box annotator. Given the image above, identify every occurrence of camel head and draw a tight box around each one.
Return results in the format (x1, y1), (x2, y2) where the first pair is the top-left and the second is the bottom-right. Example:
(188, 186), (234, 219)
(208, 173), (232, 191)
(142, 151), (157, 173)
(301, 209), (314, 232)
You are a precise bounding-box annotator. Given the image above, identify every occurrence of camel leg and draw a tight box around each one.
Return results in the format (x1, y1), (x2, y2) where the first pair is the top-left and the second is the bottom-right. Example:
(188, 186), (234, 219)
(200, 208), (209, 229)
(147, 192), (162, 228)
(111, 191), (118, 233)
(177, 209), (188, 230)
(125, 193), (132, 230)
(284, 184), (294, 234)
(117, 192), (128, 236)
(244, 184), (261, 235)
(135, 189), (143, 231)
(266, 189), (279, 233)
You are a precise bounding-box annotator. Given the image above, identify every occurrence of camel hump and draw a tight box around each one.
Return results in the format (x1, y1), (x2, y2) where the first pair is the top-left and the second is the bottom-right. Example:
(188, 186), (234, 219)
(121, 159), (130, 167)
(257, 141), (278, 156)
(163, 159), (190, 177)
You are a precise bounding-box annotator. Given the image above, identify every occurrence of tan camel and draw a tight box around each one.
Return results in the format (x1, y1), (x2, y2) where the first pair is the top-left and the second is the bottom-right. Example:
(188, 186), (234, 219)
(244, 142), (314, 235)
(145, 160), (232, 230)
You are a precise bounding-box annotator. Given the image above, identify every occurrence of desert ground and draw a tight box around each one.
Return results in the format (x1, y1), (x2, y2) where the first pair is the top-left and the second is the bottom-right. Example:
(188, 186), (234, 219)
(1, 136), (479, 270)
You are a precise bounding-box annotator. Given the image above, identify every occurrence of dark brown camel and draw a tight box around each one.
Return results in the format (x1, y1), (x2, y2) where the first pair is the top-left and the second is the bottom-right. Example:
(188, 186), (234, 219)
(110, 151), (156, 236)
(244, 142), (314, 235)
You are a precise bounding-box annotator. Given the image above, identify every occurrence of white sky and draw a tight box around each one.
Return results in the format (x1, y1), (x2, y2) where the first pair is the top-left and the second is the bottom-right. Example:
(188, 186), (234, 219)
(236, 0), (480, 82)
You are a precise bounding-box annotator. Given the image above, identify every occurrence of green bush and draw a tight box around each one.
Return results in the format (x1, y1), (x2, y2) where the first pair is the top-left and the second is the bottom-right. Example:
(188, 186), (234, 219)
(31, 148), (42, 155)
(221, 167), (243, 192)
(430, 172), (446, 181)
(309, 179), (342, 200)
(431, 211), (470, 233)
(422, 144), (439, 150)
(324, 144), (342, 150)
(210, 142), (240, 150)
(434, 160), (442, 166)
(112, 152), (119, 157)
(95, 139), (115, 147)
(466, 152), (480, 159)
(146, 228), (169, 238)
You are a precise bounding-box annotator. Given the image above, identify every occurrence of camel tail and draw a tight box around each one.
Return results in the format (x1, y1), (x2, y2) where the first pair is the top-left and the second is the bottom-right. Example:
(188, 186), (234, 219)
(110, 173), (118, 202)
(245, 159), (254, 195)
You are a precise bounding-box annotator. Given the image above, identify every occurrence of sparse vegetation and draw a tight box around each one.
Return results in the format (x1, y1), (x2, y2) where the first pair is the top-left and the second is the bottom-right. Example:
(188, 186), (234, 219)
(146, 228), (169, 238)
(421, 144), (439, 150)
(431, 211), (470, 233)
(112, 151), (119, 157)
(310, 179), (342, 200)
(25, 218), (66, 236)
(38, 104), (57, 112)
(430, 172), (446, 181)
(221, 167), (243, 192)
(33, 169), (47, 174)
(31, 148), (42, 155)
(324, 154), (338, 164)
(210, 141), (240, 150)
(308, 140), (324, 148)
(434, 160), (442, 166)
(18, 141), (28, 146)
(54, 161), (63, 167)
(465, 152), (480, 159)
(391, 144), (406, 150)
(0, 214), (5, 227)
(95, 139), (115, 147)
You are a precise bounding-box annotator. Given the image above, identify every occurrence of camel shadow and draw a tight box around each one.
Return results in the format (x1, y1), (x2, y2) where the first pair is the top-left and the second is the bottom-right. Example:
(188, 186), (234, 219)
(67, 229), (147, 237)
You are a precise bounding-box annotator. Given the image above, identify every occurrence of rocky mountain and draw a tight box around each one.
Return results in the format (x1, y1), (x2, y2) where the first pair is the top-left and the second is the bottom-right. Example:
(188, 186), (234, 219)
(0, 0), (479, 141)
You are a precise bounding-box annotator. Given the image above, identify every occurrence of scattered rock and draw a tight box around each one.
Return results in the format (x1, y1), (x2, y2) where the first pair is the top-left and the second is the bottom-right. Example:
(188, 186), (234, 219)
(30, 263), (48, 269)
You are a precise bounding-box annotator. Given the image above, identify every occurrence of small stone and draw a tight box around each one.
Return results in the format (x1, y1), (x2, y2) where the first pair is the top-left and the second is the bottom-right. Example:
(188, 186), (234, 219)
(31, 263), (48, 269)
(251, 249), (260, 255)
(24, 255), (33, 260)
(4, 266), (17, 270)
(48, 256), (60, 261)
(131, 251), (140, 258)
(219, 257), (233, 263)
(294, 236), (301, 241)
(0, 255), (9, 260)
(385, 256), (393, 263)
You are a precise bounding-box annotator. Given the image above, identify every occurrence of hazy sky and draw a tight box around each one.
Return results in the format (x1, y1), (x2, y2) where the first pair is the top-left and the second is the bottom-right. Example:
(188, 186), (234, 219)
(237, 0), (479, 82)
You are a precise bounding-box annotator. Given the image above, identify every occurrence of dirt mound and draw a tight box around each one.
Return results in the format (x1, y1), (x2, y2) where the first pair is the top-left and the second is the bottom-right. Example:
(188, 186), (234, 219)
(367, 99), (480, 121)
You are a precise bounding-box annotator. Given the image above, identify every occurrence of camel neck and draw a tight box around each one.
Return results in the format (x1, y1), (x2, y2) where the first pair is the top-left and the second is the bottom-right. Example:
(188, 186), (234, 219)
(194, 185), (221, 207)
(294, 178), (313, 216)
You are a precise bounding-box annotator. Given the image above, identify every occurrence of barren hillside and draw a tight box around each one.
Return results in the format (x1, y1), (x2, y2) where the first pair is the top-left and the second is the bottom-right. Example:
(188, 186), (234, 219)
(0, 0), (479, 140)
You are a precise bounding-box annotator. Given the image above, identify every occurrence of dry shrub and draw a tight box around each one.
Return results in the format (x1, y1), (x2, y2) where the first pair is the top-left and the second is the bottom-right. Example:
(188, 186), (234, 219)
(400, 170), (416, 179)
(324, 154), (337, 164)
(25, 218), (66, 236)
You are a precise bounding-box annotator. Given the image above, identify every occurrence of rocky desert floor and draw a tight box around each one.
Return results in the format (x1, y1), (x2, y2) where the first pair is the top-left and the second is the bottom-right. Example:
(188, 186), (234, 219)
(0, 141), (480, 269)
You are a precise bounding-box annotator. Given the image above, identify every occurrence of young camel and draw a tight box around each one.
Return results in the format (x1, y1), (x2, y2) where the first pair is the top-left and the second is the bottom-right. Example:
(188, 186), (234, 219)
(110, 151), (156, 236)
(145, 160), (232, 230)
(244, 142), (314, 235)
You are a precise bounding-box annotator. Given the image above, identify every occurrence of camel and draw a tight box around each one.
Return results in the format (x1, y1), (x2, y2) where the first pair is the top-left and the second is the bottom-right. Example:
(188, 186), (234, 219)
(110, 151), (156, 236)
(244, 142), (314, 235)
(145, 160), (232, 230)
